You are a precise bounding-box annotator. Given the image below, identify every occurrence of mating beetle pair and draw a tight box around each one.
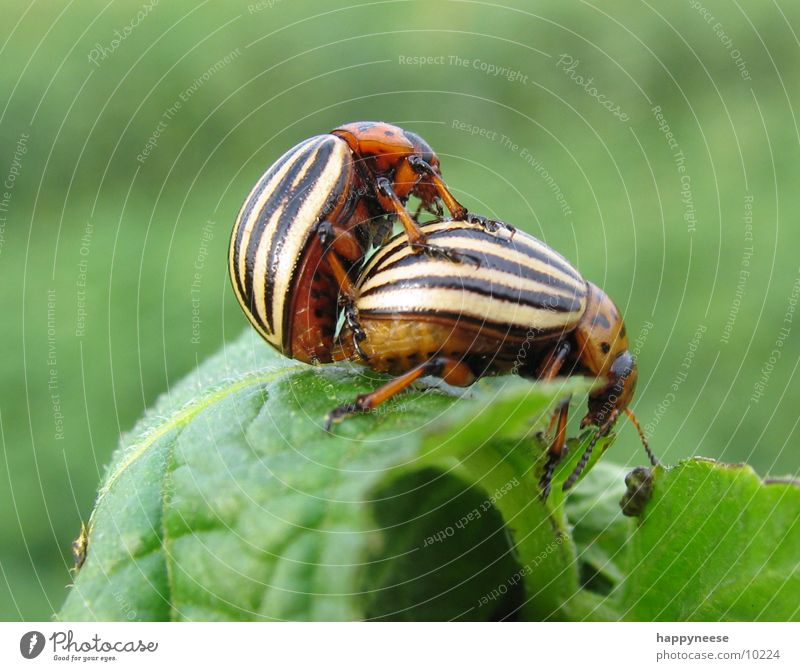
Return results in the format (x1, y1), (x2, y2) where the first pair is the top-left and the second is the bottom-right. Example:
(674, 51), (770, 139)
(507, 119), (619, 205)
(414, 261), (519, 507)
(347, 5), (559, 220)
(229, 121), (480, 365)
(228, 122), (656, 497)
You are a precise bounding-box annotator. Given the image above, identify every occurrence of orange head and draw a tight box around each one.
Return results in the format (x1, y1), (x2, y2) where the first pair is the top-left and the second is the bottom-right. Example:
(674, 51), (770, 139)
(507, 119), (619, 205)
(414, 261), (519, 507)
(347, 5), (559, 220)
(573, 282), (637, 429)
(570, 281), (658, 470)
(331, 121), (442, 207)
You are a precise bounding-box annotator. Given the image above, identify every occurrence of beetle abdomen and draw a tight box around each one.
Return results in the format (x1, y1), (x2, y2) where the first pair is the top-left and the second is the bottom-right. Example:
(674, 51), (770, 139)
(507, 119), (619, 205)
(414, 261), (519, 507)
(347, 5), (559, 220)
(355, 222), (588, 340)
(229, 134), (354, 352)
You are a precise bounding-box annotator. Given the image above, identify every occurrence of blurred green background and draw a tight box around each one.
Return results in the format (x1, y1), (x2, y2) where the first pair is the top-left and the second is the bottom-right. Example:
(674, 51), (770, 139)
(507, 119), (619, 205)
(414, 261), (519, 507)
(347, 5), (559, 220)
(2, 0), (799, 620)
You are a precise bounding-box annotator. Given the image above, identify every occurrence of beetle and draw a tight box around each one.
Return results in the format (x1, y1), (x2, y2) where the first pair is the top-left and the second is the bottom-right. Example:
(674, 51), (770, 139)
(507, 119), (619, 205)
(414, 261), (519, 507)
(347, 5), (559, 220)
(229, 121), (503, 365)
(325, 219), (658, 497)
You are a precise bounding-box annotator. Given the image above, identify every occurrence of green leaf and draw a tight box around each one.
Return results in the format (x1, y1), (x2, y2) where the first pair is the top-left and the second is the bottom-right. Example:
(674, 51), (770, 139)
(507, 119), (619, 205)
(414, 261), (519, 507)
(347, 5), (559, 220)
(564, 461), (633, 619)
(60, 332), (800, 621)
(60, 330), (598, 621)
(619, 458), (800, 621)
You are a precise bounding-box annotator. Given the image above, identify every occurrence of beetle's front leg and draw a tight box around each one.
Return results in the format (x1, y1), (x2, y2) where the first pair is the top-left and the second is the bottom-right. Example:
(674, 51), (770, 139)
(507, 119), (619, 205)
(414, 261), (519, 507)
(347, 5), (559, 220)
(540, 397), (571, 501)
(405, 159), (516, 238)
(374, 177), (428, 248)
(536, 340), (572, 500)
(465, 212), (516, 238)
(407, 155), (468, 219)
(375, 177), (477, 264)
(421, 244), (481, 267)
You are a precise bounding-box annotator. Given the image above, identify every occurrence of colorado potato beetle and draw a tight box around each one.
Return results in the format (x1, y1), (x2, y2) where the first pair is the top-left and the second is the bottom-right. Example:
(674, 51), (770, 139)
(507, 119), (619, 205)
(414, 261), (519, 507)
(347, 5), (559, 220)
(229, 121), (497, 365)
(325, 220), (658, 497)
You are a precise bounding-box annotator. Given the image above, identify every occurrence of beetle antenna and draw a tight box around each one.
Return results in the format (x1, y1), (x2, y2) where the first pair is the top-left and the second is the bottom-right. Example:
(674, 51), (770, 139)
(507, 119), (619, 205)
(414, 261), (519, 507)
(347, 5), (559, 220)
(624, 407), (659, 466)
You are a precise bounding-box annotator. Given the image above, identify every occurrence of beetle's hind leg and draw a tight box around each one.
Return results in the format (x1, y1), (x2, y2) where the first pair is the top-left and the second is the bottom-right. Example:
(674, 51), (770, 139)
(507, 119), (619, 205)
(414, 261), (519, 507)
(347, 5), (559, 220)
(325, 356), (475, 431)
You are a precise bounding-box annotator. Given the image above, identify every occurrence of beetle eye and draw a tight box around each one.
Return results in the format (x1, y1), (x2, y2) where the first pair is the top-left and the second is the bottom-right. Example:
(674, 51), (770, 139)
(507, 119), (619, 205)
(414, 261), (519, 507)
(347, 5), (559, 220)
(404, 130), (436, 164)
(610, 351), (634, 380)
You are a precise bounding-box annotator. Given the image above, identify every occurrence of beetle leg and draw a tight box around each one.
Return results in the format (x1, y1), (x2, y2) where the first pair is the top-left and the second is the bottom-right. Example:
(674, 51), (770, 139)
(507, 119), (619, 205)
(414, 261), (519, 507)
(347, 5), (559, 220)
(535, 341), (572, 499)
(421, 244), (481, 267)
(316, 220), (362, 259)
(540, 398), (571, 500)
(563, 409), (619, 492)
(407, 155), (468, 219)
(316, 221), (369, 360)
(325, 356), (475, 430)
(466, 212), (516, 238)
(427, 199), (444, 218)
(412, 199), (443, 221)
(343, 302), (369, 361)
(315, 220), (359, 303)
(375, 177), (428, 247)
(537, 341), (571, 381)
(375, 177), (477, 264)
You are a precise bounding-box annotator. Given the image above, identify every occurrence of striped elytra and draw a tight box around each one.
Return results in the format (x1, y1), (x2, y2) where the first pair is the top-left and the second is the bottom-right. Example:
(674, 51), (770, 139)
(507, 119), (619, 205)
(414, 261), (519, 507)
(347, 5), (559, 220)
(328, 218), (657, 498)
(229, 134), (365, 363)
(229, 122), (470, 365)
(336, 220), (589, 372)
